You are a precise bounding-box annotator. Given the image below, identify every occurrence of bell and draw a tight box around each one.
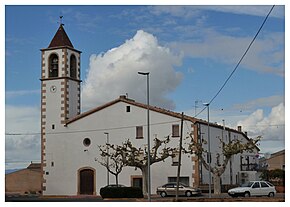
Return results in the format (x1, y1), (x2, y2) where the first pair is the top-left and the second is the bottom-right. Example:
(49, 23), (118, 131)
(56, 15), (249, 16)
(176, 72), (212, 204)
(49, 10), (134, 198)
(52, 63), (58, 70)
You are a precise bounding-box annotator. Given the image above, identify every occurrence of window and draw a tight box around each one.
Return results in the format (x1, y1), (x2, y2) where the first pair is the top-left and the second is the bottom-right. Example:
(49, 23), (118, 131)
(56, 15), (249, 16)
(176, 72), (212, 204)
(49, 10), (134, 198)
(126, 106), (131, 112)
(52, 124), (55, 129)
(252, 182), (260, 188)
(49, 54), (59, 78)
(70, 54), (77, 79)
(168, 177), (189, 186)
(172, 124), (179, 137)
(83, 138), (91, 147)
(136, 126), (143, 139)
(172, 151), (179, 166)
(260, 182), (269, 188)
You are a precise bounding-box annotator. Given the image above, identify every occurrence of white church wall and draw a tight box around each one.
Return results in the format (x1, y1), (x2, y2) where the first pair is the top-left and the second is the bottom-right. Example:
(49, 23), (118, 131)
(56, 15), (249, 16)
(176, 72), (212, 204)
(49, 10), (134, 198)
(43, 101), (195, 195)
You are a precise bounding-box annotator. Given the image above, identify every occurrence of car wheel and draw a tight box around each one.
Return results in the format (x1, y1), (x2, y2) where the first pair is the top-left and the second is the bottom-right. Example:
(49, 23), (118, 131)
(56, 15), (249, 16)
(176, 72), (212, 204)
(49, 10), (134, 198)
(244, 192), (250, 197)
(160, 191), (167, 197)
(268, 192), (275, 197)
(185, 191), (192, 197)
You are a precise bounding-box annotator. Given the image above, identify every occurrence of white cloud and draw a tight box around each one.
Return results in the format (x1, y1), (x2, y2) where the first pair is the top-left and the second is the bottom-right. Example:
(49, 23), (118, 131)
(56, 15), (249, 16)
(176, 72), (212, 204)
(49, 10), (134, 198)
(82, 30), (183, 110)
(148, 5), (284, 19)
(6, 89), (39, 99)
(232, 95), (284, 111)
(237, 103), (285, 142)
(170, 30), (284, 76)
(5, 105), (40, 169)
(148, 6), (201, 19)
(198, 5), (284, 19)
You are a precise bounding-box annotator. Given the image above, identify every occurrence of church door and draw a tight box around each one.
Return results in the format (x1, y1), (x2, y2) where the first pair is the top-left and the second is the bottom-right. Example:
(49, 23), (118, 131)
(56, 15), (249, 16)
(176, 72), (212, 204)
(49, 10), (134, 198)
(79, 169), (94, 195)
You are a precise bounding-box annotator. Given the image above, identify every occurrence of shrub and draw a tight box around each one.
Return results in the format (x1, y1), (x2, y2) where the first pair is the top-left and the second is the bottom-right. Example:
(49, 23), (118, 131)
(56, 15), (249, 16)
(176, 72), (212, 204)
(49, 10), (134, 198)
(100, 187), (143, 198)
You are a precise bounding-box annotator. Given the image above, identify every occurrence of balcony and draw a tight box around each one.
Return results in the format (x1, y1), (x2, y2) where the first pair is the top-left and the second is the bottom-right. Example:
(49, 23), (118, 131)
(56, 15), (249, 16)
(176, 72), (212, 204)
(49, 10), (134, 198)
(240, 163), (258, 171)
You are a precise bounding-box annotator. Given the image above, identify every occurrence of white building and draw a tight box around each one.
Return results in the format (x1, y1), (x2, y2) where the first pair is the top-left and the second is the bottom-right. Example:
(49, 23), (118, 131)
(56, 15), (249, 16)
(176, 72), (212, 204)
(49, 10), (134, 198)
(40, 24), (259, 196)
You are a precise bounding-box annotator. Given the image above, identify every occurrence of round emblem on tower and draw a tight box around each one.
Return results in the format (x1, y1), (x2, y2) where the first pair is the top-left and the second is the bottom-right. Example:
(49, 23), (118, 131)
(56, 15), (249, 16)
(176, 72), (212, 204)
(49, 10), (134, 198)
(50, 85), (57, 93)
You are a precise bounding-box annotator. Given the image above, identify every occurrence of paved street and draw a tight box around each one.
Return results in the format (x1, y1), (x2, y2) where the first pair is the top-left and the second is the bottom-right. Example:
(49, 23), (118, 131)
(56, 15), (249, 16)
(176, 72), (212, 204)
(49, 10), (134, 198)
(5, 193), (285, 202)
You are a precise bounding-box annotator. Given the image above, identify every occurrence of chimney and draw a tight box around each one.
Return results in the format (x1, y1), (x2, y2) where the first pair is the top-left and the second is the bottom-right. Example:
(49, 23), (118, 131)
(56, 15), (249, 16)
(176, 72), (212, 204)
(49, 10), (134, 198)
(237, 126), (242, 132)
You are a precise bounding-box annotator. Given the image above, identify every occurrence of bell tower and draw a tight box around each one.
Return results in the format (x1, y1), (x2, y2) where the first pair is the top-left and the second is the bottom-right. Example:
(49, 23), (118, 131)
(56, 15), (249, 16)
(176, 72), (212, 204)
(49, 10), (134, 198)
(40, 21), (81, 193)
(40, 23), (81, 125)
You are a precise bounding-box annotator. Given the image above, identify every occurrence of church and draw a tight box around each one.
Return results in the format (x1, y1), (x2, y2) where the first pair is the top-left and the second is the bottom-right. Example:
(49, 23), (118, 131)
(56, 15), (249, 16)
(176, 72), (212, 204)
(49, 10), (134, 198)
(40, 23), (259, 196)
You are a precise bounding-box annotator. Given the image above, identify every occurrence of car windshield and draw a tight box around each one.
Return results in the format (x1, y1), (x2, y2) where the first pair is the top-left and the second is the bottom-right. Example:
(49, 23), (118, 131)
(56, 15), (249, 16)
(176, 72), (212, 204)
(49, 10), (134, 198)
(241, 182), (254, 187)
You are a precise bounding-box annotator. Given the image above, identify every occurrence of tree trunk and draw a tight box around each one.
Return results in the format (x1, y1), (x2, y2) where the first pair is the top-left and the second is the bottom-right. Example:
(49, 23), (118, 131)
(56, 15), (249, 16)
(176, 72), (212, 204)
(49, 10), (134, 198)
(213, 173), (221, 195)
(141, 167), (148, 195)
(115, 174), (118, 186)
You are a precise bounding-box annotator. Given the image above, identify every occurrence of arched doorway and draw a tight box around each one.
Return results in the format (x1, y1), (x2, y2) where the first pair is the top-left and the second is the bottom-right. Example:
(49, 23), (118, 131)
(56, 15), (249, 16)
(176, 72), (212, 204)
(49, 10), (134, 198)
(78, 167), (96, 195)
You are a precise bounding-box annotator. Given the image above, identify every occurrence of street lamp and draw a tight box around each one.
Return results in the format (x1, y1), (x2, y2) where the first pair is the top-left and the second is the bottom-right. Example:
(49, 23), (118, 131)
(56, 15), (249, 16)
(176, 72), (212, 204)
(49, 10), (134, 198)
(104, 132), (109, 186)
(203, 103), (211, 198)
(138, 71), (151, 201)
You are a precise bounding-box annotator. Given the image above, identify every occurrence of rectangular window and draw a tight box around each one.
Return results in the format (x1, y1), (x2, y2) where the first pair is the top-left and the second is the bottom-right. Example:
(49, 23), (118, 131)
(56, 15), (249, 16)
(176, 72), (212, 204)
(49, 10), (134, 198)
(172, 151), (179, 166)
(136, 126), (143, 139)
(126, 105), (131, 112)
(172, 124), (180, 137)
(52, 124), (55, 129)
(168, 177), (189, 186)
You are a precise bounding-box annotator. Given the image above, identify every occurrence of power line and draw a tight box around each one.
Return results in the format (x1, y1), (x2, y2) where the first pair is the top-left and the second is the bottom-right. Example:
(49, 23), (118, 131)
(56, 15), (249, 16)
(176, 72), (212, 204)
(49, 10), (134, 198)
(194, 5), (275, 118)
(5, 119), (180, 136)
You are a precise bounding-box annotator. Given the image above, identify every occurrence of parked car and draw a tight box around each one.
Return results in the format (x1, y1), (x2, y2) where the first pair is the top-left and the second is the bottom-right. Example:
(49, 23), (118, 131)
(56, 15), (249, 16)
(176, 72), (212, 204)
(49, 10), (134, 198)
(156, 182), (201, 197)
(228, 181), (276, 197)
(102, 184), (126, 188)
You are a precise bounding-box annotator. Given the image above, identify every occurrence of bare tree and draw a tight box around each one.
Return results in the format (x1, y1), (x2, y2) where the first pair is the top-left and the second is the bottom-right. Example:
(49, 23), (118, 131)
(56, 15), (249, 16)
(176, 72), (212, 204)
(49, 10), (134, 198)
(99, 136), (177, 195)
(187, 133), (261, 194)
(97, 144), (125, 186)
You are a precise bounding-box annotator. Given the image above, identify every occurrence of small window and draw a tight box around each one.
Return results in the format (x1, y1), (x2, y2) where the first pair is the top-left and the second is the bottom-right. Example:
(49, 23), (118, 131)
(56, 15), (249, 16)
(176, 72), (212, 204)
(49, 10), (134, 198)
(52, 124), (55, 129)
(46, 172), (49, 175)
(172, 151), (179, 166)
(172, 124), (179, 137)
(126, 106), (131, 112)
(83, 138), (91, 147)
(51, 162), (54, 167)
(136, 126), (143, 139)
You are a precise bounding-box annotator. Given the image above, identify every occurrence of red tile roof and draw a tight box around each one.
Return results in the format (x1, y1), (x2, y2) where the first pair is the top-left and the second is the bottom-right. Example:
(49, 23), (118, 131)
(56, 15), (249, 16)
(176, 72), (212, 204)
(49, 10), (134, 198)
(48, 24), (74, 48)
(65, 95), (198, 125)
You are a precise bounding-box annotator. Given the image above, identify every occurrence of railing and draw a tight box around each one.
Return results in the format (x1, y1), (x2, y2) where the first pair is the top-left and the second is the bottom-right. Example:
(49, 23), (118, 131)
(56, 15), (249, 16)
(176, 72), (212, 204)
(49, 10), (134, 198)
(240, 163), (258, 171)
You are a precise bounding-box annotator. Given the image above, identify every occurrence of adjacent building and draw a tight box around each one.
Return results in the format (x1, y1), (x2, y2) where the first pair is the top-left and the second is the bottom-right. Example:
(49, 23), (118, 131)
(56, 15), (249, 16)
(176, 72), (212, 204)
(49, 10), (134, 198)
(5, 163), (41, 195)
(259, 149), (285, 171)
(40, 24), (259, 196)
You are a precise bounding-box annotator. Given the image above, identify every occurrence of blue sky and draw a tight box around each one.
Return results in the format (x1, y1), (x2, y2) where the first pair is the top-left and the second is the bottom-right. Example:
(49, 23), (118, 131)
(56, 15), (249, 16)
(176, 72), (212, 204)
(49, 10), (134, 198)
(4, 4), (285, 169)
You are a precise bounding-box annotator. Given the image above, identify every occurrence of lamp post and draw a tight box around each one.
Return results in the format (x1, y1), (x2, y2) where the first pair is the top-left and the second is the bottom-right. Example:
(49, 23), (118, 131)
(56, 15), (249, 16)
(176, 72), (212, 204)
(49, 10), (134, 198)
(203, 103), (211, 198)
(138, 71), (151, 201)
(104, 132), (109, 186)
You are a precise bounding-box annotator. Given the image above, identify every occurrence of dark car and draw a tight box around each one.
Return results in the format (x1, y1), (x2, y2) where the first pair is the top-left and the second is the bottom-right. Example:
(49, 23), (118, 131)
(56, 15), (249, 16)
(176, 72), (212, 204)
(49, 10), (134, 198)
(103, 184), (126, 188)
(156, 182), (201, 197)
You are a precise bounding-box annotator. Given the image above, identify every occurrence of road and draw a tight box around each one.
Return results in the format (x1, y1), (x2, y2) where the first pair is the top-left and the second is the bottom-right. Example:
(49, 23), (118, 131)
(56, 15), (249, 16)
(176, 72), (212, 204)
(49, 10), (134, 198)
(5, 193), (285, 202)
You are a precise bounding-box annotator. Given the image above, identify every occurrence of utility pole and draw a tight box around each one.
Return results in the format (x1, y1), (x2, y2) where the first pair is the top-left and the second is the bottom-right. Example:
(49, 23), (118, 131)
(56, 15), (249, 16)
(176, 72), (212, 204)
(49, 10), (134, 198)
(138, 72), (151, 201)
(203, 103), (211, 198)
(175, 112), (184, 201)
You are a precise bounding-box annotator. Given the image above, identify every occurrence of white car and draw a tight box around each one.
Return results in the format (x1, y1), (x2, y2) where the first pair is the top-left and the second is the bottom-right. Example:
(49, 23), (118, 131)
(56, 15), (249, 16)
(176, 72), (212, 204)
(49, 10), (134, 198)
(228, 181), (276, 197)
